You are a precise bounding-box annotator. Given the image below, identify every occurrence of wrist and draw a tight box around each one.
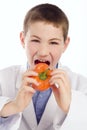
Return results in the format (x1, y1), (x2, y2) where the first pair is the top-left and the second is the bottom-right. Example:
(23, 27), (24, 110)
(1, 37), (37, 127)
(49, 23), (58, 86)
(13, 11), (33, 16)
(0, 100), (19, 117)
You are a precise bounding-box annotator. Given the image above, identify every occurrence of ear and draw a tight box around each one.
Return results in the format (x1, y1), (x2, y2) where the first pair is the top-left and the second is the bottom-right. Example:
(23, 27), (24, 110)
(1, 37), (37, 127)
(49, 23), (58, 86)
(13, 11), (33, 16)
(63, 37), (70, 52)
(20, 31), (25, 48)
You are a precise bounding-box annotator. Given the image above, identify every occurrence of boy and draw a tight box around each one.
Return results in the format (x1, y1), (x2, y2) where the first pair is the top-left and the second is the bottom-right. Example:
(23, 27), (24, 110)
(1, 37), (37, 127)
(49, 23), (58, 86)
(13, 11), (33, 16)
(0, 3), (87, 130)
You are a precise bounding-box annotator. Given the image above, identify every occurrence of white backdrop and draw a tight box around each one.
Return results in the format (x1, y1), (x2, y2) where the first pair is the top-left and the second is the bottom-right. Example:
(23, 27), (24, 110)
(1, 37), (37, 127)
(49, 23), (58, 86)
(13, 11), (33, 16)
(0, 0), (87, 77)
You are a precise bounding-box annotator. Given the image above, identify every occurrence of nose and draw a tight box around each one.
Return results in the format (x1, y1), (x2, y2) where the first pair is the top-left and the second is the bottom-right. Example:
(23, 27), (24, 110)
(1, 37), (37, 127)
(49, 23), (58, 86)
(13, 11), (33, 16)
(37, 44), (49, 57)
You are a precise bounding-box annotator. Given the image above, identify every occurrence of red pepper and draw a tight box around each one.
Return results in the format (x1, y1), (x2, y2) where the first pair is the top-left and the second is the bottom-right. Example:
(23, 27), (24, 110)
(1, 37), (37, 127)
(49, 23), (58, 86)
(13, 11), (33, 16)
(32, 63), (52, 91)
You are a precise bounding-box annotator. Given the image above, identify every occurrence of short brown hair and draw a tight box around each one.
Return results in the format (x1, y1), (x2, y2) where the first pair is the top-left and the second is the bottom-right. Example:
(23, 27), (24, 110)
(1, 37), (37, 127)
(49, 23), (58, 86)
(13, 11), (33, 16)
(23, 3), (69, 41)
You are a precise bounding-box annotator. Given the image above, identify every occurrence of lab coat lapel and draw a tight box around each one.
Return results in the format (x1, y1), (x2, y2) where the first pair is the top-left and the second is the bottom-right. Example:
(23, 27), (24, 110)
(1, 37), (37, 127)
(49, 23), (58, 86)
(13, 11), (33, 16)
(37, 92), (57, 129)
(22, 100), (38, 129)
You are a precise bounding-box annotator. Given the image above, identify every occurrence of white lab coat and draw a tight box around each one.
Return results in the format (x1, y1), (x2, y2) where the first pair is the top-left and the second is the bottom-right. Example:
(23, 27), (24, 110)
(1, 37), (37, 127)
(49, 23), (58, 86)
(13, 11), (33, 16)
(0, 65), (87, 130)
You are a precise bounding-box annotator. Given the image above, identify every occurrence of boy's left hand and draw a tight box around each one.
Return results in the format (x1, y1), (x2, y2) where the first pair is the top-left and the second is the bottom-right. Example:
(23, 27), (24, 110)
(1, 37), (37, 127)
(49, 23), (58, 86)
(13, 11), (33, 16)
(50, 69), (71, 113)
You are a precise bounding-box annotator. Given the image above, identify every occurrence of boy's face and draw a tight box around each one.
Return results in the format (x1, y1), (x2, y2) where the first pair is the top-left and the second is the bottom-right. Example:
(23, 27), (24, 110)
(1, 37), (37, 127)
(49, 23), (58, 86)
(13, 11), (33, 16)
(20, 21), (70, 69)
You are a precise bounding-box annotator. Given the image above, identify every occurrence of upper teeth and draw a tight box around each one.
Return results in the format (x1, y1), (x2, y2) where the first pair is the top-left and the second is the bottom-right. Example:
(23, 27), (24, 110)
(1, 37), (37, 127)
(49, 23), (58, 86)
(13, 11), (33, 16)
(39, 59), (46, 62)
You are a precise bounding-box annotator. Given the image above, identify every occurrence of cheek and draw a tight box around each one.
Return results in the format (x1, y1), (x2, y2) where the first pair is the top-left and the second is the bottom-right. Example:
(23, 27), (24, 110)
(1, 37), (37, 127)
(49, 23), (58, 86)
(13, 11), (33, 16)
(51, 47), (63, 62)
(25, 44), (37, 60)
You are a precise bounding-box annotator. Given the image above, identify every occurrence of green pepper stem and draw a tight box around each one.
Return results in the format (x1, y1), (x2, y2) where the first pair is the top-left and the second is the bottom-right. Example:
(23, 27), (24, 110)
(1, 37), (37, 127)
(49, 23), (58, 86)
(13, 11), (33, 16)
(38, 69), (49, 80)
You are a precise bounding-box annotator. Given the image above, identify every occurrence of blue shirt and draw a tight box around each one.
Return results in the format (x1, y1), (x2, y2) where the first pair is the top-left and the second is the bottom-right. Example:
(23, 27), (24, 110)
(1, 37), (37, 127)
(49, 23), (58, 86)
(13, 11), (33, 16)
(32, 88), (52, 124)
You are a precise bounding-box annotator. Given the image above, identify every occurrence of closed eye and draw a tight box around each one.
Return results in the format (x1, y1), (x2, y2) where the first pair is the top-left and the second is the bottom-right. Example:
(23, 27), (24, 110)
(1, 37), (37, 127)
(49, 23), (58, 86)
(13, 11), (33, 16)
(31, 39), (40, 43)
(50, 42), (59, 45)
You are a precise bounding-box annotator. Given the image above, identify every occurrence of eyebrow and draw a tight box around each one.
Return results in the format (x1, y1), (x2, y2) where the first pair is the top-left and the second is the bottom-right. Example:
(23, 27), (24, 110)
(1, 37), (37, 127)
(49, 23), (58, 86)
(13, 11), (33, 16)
(31, 35), (61, 41)
(31, 35), (41, 39)
(49, 38), (61, 41)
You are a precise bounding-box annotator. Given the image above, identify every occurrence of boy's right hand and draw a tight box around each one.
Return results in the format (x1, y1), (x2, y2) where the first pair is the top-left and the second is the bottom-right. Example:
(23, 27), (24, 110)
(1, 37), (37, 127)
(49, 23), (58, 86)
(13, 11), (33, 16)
(0, 69), (39, 117)
(14, 69), (39, 112)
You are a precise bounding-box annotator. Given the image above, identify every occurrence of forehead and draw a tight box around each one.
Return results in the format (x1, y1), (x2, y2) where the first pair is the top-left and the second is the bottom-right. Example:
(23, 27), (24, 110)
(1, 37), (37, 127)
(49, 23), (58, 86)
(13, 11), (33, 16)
(29, 21), (62, 29)
(27, 21), (63, 37)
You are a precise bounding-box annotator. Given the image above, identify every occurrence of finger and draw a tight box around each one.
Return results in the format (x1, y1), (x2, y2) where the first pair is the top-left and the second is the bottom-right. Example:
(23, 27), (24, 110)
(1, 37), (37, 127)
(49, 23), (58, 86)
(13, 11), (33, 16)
(23, 70), (38, 79)
(50, 70), (70, 90)
(51, 69), (68, 81)
(51, 68), (66, 75)
(50, 75), (69, 91)
(22, 77), (39, 86)
(19, 85), (36, 95)
(50, 78), (66, 95)
(51, 84), (59, 95)
(50, 74), (65, 84)
(55, 83), (59, 88)
(51, 69), (69, 82)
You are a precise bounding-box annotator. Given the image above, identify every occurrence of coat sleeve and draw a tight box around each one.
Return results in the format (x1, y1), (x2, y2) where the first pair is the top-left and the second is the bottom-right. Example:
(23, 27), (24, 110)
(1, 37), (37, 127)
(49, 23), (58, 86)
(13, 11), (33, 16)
(0, 96), (22, 130)
(0, 113), (22, 130)
(0, 66), (22, 130)
(0, 96), (11, 111)
(60, 90), (87, 130)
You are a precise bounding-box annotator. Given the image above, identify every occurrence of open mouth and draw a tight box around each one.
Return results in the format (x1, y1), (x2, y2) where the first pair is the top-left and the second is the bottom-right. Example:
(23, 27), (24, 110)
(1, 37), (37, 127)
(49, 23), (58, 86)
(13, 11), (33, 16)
(34, 59), (50, 65)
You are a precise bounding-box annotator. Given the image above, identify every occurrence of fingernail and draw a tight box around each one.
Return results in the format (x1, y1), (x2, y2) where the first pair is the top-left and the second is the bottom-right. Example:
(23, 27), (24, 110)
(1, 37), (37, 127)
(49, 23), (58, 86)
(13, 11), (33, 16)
(55, 83), (59, 88)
